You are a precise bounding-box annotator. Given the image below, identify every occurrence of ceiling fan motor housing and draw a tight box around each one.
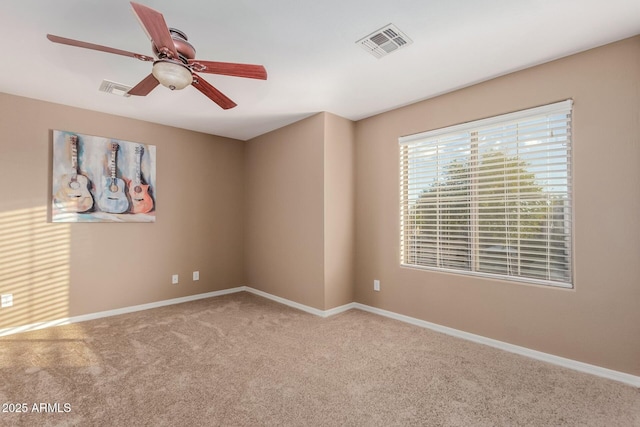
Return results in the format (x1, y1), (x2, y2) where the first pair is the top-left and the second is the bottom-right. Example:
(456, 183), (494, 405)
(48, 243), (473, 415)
(152, 28), (196, 63)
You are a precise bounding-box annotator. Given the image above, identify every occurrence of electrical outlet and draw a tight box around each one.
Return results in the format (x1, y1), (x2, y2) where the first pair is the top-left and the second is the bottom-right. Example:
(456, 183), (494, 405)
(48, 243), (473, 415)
(172, 274), (179, 285)
(374, 280), (380, 292)
(193, 271), (199, 281)
(1, 294), (13, 308)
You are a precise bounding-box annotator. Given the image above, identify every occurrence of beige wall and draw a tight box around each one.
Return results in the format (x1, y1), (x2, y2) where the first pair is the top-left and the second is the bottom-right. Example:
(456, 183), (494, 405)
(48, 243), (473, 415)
(354, 36), (640, 375)
(244, 114), (326, 309)
(324, 113), (355, 308)
(244, 112), (356, 310)
(0, 93), (245, 329)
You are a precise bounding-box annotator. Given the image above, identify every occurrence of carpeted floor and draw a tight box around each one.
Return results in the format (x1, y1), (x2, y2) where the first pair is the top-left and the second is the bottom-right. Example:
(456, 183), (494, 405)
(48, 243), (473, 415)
(0, 292), (638, 426)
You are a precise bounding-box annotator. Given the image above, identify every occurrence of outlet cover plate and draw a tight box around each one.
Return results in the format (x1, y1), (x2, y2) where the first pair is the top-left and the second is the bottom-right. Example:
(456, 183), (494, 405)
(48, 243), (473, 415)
(193, 271), (199, 281)
(1, 294), (13, 307)
(172, 275), (179, 285)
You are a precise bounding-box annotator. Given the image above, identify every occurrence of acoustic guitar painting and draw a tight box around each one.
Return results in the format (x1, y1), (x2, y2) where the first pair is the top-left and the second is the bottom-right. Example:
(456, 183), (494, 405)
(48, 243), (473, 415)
(52, 130), (156, 223)
(128, 145), (154, 214)
(53, 135), (94, 213)
(97, 142), (130, 214)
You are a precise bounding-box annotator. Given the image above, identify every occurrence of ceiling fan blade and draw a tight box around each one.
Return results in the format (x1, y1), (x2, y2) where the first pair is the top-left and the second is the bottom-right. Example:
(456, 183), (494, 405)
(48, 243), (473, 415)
(130, 2), (178, 59)
(191, 73), (237, 110)
(47, 34), (154, 61)
(127, 74), (160, 96)
(188, 60), (267, 80)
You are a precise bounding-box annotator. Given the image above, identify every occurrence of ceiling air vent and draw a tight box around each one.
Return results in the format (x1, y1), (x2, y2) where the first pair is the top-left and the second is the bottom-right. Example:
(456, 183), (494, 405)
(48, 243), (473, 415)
(99, 80), (132, 97)
(357, 24), (412, 59)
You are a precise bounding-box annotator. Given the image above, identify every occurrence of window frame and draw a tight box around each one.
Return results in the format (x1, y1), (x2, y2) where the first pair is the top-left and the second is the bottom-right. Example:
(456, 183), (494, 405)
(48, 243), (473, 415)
(399, 100), (574, 289)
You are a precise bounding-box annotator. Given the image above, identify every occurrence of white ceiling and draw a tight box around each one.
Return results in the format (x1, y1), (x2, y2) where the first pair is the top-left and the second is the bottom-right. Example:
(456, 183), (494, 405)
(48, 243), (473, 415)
(1, 0), (639, 141)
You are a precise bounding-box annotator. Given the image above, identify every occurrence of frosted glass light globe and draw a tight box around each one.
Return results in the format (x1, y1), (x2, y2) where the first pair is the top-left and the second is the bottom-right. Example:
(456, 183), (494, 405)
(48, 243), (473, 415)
(152, 60), (193, 90)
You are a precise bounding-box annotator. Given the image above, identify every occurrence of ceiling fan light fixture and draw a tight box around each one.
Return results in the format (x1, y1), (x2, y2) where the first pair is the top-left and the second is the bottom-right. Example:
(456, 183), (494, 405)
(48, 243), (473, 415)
(47, 2), (266, 109)
(152, 60), (193, 90)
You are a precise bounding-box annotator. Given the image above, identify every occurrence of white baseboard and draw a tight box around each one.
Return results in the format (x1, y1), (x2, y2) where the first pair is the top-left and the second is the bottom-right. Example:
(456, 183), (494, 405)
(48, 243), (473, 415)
(242, 286), (356, 317)
(241, 287), (639, 387)
(351, 303), (640, 388)
(0, 287), (245, 337)
(1, 285), (637, 388)
(241, 288), (639, 387)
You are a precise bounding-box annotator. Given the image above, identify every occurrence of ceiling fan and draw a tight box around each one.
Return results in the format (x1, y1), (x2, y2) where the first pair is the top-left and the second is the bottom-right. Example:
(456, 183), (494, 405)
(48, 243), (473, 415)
(47, 2), (267, 109)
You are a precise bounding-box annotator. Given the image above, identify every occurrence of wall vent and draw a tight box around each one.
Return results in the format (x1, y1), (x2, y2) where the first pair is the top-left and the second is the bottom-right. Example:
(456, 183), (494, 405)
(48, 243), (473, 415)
(99, 80), (132, 97)
(356, 24), (412, 59)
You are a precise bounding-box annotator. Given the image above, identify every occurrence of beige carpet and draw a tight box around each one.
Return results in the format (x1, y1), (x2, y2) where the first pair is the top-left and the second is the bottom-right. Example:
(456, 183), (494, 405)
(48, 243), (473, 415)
(0, 292), (638, 426)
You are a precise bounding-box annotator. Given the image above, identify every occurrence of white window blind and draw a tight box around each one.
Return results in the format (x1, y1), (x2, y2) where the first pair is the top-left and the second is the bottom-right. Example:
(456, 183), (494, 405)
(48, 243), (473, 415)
(400, 100), (573, 288)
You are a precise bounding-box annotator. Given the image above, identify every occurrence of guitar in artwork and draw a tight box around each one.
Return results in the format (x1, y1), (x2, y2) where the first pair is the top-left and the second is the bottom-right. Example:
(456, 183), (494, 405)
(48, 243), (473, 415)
(53, 135), (94, 213)
(97, 142), (129, 214)
(128, 145), (154, 214)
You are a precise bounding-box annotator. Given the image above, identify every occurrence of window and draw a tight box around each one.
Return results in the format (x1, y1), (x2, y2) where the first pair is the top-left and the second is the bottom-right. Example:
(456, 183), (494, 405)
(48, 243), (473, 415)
(400, 100), (573, 288)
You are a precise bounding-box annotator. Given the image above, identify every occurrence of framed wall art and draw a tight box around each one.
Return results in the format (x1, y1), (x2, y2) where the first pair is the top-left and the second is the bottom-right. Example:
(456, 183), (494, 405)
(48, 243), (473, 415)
(52, 130), (156, 222)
